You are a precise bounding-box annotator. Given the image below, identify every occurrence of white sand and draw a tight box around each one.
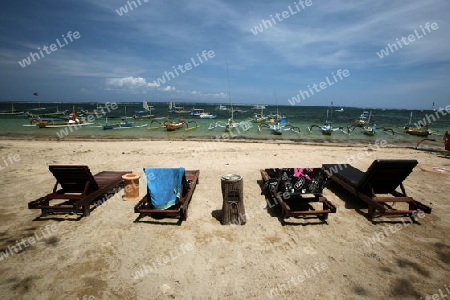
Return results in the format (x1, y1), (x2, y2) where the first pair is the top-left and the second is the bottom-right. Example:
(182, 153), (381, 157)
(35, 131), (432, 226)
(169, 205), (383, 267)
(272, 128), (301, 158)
(0, 139), (449, 299)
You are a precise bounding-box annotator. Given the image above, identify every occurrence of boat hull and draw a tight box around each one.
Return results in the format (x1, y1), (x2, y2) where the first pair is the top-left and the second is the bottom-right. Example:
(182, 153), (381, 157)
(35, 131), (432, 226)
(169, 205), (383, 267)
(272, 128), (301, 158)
(165, 123), (184, 131)
(405, 129), (429, 136)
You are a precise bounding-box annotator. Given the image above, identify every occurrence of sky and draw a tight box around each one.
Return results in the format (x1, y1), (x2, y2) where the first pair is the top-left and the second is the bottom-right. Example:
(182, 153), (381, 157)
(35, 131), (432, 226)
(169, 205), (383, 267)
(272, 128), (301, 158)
(0, 0), (449, 109)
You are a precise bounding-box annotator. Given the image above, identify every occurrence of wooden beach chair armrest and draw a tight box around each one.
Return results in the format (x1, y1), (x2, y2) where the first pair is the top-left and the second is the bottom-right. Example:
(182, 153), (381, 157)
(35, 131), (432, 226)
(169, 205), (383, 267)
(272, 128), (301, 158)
(52, 181), (59, 193)
(372, 196), (414, 203)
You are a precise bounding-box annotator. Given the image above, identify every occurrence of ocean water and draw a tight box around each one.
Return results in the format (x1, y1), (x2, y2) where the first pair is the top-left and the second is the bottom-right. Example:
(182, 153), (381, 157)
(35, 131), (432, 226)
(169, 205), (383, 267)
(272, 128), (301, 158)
(0, 102), (449, 146)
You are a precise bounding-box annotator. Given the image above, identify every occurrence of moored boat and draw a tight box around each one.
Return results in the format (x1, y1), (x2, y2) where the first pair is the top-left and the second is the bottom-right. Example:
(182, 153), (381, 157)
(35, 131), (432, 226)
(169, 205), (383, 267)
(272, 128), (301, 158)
(355, 110), (370, 127)
(403, 112), (431, 136)
(0, 102), (24, 115)
(133, 100), (155, 119)
(363, 112), (376, 136)
(199, 112), (217, 119)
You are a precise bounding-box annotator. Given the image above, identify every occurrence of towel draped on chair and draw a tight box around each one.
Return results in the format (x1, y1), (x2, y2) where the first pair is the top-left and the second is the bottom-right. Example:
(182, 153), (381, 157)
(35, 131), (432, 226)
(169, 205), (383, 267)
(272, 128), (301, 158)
(144, 168), (185, 210)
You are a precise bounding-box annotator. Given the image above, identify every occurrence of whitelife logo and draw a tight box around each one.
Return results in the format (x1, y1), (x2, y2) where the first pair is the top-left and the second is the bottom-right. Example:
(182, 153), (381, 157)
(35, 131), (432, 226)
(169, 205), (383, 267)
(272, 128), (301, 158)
(376, 22), (439, 59)
(18, 31), (81, 68)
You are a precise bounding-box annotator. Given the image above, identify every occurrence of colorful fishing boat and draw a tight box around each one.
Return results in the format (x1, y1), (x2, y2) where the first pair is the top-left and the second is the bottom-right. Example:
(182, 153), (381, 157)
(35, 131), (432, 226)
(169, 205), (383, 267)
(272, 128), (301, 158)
(148, 119), (199, 131)
(355, 110), (370, 127)
(36, 106), (90, 128)
(363, 123), (376, 136)
(133, 100), (155, 119)
(403, 112), (431, 136)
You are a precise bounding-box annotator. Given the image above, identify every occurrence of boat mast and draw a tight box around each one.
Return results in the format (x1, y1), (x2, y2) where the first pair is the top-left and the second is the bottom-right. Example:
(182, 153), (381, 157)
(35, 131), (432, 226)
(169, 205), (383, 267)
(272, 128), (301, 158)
(325, 101), (332, 125)
(275, 90), (279, 117)
(226, 62), (233, 121)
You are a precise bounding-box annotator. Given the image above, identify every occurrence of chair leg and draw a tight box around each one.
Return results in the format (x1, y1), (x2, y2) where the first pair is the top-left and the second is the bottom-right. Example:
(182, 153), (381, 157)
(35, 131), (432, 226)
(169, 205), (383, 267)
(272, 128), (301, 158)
(281, 207), (287, 220)
(320, 213), (328, 221)
(182, 208), (188, 221)
(368, 205), (374, 220)
(83, 204), (90, 217)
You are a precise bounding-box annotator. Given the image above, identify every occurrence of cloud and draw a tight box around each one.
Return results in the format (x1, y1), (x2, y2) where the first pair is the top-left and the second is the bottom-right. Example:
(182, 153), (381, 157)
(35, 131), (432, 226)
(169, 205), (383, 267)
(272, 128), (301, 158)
(105, 76), (166, 93)
(160, 86), (175, 91)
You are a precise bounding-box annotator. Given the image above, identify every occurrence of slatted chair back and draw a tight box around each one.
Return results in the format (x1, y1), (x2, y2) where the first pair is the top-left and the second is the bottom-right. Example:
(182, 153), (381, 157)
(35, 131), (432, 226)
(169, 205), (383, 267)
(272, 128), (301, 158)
(49, 165), (99, 194)
(356, 160), (418, 194)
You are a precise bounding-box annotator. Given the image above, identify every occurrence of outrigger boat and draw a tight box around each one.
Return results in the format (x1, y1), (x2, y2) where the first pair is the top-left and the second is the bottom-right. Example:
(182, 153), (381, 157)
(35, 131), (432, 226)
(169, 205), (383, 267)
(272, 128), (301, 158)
(0, 102), (24, 115)
(355, 110), (371, 127)
(148, 119), (199, 131)
(258, 121), (301, 135)
(225, 114), (238, 132)
(133, 101), (155, 119)
(309, 105), (349, 135)
(363, 123), (376, 136)
(36, 116), (90, 128)
(403, 112), (431, 136)
(363, 112), (376, 136)
(252, 106), (267, 123)
(35, 106), (92, 128)
(102, 117), (134, 130)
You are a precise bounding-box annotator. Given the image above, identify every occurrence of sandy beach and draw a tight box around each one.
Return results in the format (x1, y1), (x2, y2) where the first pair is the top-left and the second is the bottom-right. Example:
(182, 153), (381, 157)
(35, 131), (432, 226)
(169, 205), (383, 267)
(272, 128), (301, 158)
(0, 139), (449, 300)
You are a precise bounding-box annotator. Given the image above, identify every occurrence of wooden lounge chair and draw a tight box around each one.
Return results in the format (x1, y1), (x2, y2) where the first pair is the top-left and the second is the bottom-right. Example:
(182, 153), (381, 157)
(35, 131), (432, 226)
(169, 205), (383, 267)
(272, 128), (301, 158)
(134, 168), (199, 223)
(260, 168), (336, 223)
(28, 165), (130, 217)
(323, 159), (432, 220)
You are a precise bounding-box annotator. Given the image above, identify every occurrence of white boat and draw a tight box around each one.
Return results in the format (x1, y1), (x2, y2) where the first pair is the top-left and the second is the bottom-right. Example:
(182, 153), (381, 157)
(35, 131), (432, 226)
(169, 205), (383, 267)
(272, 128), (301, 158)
(190, 108), (205, 116)
(335, 107), (344, 112)
(252, 104), (266, 110)
(217, 104), (228, 111)
(199, 112), (217, 119)
(270, 122), (283, 135)
(225, 118), (238, 132)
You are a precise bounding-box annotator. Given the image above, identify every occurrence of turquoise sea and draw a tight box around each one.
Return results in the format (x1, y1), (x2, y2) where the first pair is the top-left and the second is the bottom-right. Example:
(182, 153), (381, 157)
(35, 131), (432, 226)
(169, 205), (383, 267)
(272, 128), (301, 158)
(0, 102), (449, 147)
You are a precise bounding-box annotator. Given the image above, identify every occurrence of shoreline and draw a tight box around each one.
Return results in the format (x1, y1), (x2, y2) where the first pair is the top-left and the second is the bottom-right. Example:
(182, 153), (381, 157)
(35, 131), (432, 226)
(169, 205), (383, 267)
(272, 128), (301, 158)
(0, 135), (431, 147)
(1, 136), (447, 154)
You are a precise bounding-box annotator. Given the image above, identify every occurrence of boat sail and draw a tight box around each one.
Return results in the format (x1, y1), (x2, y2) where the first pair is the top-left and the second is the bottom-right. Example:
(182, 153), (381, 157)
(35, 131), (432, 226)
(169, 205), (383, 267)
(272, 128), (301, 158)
(134, 100), (155, 119)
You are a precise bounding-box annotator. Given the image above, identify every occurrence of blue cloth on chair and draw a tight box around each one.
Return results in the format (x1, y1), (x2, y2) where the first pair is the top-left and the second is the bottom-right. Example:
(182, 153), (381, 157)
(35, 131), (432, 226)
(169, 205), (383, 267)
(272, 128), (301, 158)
(144, 168), (185, 210)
